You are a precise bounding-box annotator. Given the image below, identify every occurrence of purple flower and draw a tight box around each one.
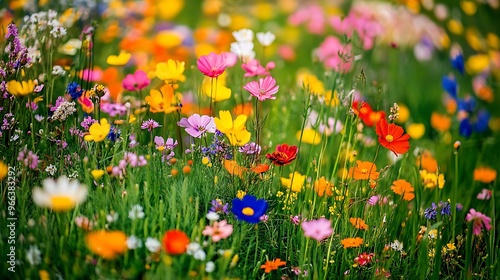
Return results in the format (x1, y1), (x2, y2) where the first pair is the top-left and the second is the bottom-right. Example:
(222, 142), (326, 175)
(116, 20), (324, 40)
(141, 119), (161, 132)
(424, 203), (437, 220)
(367, 195), (380, 206)
(238, 142), (261, 155)
(210, 199), (229, 214)
(17, 148), (39, 170)
(177, 114), (216, 138)
(301, 217), (333, 241)
(154, 136), (178, 151)
(290, 215), (301, 225)
(81, 116), (97, 130)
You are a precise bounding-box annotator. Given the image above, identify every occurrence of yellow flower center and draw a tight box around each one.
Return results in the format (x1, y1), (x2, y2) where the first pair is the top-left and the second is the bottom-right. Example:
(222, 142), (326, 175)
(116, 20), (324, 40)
(361, 168), (368, 174)
(385, 135), (394, 142)
(50, 196), (75, 211)
(242, 207), (254, 216)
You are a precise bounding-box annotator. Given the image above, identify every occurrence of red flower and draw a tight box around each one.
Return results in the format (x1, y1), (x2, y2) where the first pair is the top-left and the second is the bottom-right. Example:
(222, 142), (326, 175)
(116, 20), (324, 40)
(163, 229), (190, 255)
(354, 252), (375, 266)
(266, 144), (298, 166)
(375, 119), (410, 156)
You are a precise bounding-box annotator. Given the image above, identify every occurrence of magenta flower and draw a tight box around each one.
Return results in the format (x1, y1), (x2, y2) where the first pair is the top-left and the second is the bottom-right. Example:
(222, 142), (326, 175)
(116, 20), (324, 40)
(301, 217), (333, 241)
(197, 52), (227, 78)
(202, 220), (233, 242)
(243, 76), (279, 101)
(122, 70), (150, 91)
(177, 114), (216, 138)
(466, 208), (492, 235)
(141, 119), (161, 132)
(241, 59), (275, 77)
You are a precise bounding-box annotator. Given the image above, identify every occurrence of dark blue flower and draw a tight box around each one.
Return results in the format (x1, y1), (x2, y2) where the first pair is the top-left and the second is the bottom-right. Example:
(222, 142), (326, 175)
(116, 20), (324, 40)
(442, 76), (457, 99)
(451, 53), (464, 74)
(457, 96), (476, 113)
(440, 201), (451, 216)
(424, 203), (437, 220)
(231, 195), (268, 224)
(106, 125), (120, 142)
(459, 118), (473, 137)
(67, 82), (83, 100)
(473, 110), (490, 133)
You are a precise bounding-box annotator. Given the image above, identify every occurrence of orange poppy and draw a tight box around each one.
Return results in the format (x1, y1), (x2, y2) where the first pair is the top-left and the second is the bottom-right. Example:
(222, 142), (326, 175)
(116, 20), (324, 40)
(85, 230), (128, 259)
(260, 258), (286, 273)
(163, 229), (190, 255)
(314, 176), (334, 197)
(349, 217), (369, 230)
(416, 150), (438, 173)
(430, 112), (452, 132)
(348, 160), (379, 180)
(375, 119), (410, 156)
(473, 167), (497, 183)
(341, 237), (363, 248)
(391, 179), (415, 201)
(224, 159), (246, 178)
(251, 163), (269, 174)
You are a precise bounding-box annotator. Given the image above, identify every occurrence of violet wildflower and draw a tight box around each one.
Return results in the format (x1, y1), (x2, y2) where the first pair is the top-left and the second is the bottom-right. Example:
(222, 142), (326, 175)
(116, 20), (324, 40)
(17, 148), (39, 169)
(177, 114), (216, 138)
(141, 119), (161, 132)
(238, 142), (261, 155)
(424, 203), (437, 220)
(209, 199), (229, 214)
(440, 201), (451, 216)
(81, 116), (97, 130)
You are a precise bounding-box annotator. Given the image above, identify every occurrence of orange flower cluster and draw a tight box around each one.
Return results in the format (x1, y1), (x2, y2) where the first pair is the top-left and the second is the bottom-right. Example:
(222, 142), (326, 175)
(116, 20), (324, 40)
(473, 167), (497, 183)
(391, 179), (415, 201)
(349, 217), (369, 230)
(260, 258), (286, 273)
(314, 176), (334, 196)
(349, 160), (379, 180)
(85, 230), (128, 259)
(341, 237), (363, 248)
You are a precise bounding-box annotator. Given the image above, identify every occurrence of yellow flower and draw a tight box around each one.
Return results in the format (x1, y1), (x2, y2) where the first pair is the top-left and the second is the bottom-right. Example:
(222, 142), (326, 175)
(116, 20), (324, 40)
(280, 172), (306, 192)
(32, 176), (88, 212)
(420, 170), (445, 189)
(487, 33), (499, 50)
(297, 70), (325, 95)
(460, 1), (476, 15)
(155, 59), (186, 83)
(407, 123), (425, 139)
(84, 118), (111, 142)
(447, 19), (463, 35)
(0, 161), (8, 181)
(106, 50), (131, 66)
(465, 54), (490, 74)
(39, 270), (50, 280)
(236, 190), (246, 199)
(465, 28), (486, 52)
(91, 170), (105, 180)
(85, 230), (127, 259)
(201, 75), (232, 102)
(156, 31), (183, 48)
(214, 110), (251, 146)
(7, 80), (35, 97)
(395, 104), (410, 124)
(145, 84), (180, 114)
(297, 128), (321, 145)
(157, 0), (184, 19)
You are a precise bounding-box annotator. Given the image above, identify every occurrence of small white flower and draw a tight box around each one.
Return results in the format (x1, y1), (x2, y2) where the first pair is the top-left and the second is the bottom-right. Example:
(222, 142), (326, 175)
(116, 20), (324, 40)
(390, 240), (404, 252)
(193, 249), (206, 261)
(205, 261), (215, 273)
(217, 13), (231, 27)
(45, 164), (57, 176)
(186, 242), (201, 255)
(232, 28), (254, 42)
(128, 204), (145, 220)
(106, 212), (119, 223)
(26, 245), (42, 265)
(230, 42), (255, 61)
(52, 65), (66, 76)
(145, 237), (161, 253)
(127, 235), (142, 250)
(256, 31), (276, 47)
(206, 212), (219, 221)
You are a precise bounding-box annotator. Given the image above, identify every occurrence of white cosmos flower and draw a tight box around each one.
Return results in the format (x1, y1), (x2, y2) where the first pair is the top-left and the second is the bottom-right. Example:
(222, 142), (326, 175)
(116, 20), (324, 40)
(230, 42), (255, 61)
(256, 31), (276, 47)
(232, 28), (254, 42)
(32, 176), (87, 212)
(128, 204), (145, 220)
(206, 212), (220, 221)
(127, 235), (142, 250)
(26, 246), (42, 265)
(145, 237), (161, 253)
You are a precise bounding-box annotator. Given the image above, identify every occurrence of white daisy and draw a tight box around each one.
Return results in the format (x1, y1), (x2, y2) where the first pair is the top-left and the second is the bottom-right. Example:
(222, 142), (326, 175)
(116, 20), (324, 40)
(32, 176), (87, 211)
(145, 237), (161, 253)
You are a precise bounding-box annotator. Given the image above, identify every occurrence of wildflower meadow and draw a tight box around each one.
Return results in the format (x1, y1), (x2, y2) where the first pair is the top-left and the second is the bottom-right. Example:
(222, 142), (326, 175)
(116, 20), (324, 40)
(1, 0), (500, 279)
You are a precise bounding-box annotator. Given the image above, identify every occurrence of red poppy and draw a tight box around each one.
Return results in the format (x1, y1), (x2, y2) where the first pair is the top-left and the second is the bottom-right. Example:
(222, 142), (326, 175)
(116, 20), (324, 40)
(266, 144), (298, 166)
(163, 229), (190, 255)
(375, 119), (410, 156)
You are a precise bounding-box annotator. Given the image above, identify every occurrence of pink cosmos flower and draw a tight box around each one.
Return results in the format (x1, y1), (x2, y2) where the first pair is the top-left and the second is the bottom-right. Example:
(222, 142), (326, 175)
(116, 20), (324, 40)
(243, 76), (279, 101)
(177, 114), (216, 138)
(241, 59), (275, 77)
(197, 52), (227, 78)
(301, 217), (333, 241)
(288, 4), (326, 34)
(202, 220), (233, 242)
(141, 119), (161, 131)
(315, 36), (353, 72)
(466, 208), (492, 235)
(81, 68), (103, 82)
(122, 70), (150, 91)
(477, 189), (492, 200)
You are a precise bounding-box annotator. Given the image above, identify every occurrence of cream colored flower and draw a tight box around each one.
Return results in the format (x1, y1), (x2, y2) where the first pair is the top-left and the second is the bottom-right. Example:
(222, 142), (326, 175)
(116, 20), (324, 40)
(33, 176), (87, 211)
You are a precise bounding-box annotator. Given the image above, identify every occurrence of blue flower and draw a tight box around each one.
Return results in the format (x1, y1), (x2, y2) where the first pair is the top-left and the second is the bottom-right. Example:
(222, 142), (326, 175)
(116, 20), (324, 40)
(451, 53), (464, 74)
(473, 110), (490, 133)
(231, 195), (268, 224)
(440, 201), (451, 216)
(459, 118), (473, 137)
(441, 76), (457, 99)
(67, 82), (83, 100)
(424, 203), (437, 220)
